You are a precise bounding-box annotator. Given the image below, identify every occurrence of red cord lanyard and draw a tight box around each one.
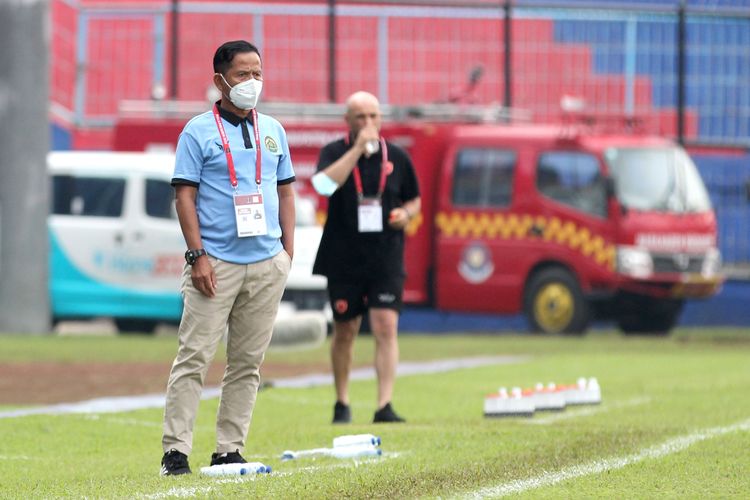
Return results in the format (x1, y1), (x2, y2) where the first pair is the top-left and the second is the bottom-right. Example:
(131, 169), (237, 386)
(350, 137), (388, 200)
(212, 104), (262, 190)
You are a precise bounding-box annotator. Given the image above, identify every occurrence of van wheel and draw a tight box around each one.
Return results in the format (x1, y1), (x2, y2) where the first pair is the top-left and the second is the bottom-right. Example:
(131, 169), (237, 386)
(616, 298), (683, 336)
(114, 318), (158, 334)
(524, 268), (590, 335)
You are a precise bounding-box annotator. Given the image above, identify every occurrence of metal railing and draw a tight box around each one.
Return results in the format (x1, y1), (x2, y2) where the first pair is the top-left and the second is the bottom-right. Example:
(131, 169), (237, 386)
(51, 0), (750, 147)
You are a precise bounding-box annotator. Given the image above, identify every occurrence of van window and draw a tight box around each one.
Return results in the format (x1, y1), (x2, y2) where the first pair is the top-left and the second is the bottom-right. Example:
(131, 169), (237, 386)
(536, 151), (607, 217)
(146, 179), (176, 219)
(52, 175), (125, 217)
(452, 148), (516, 207)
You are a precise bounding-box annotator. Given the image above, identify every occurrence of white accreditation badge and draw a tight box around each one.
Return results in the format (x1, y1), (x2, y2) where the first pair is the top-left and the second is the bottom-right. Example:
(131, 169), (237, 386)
(234, 193), (268, 237)
(358, 197), (383, 233)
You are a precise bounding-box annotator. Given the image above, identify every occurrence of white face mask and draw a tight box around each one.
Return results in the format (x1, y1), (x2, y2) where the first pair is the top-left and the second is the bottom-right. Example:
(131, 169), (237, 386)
(220, 74), (263, 110)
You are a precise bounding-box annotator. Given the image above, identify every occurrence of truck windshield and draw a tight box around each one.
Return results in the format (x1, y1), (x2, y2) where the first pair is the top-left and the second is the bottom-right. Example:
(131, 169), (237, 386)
(604, 146), (711, 213)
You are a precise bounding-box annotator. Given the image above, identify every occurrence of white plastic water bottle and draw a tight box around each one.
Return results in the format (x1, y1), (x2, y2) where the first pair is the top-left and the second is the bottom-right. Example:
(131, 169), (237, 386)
(365, 139), (380, 155)
(280, 447), (331, 460)
(333, 434), (381, 448)
(585, 377), (602, 404)
(199, 462), (271, 476)
(330, 445), (382, 459)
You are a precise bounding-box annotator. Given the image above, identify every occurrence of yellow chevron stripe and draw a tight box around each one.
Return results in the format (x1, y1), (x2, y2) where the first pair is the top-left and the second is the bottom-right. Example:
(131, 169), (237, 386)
(435, 211), (615, 270)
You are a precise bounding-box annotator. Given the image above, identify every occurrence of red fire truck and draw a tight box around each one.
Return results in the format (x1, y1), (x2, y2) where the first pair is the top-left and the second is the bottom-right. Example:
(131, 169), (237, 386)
(113, 102), (723, 335)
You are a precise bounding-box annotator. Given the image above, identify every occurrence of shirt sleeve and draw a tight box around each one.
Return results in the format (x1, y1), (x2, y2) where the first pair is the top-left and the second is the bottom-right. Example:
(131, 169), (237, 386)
(275, 123), (296, 183)
(399, 151), (420, 202)
(172, 128), (204, 185)
(316, 142), (339, 172)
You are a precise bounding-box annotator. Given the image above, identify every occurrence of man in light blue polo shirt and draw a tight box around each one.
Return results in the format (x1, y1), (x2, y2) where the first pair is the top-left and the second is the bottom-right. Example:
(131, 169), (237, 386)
(160, 40), (295, 476)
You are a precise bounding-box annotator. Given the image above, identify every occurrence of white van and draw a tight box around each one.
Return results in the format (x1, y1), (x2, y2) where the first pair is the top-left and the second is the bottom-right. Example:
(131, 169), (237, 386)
(48, 151), (327, 333)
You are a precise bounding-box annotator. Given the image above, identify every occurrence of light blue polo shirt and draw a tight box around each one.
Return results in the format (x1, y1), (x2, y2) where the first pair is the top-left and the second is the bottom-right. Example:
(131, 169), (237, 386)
(172, 104), (295, 264)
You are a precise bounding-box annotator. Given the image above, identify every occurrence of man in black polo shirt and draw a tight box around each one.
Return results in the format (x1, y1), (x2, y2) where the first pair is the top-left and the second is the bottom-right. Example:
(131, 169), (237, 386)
(311, 91), (421, 424)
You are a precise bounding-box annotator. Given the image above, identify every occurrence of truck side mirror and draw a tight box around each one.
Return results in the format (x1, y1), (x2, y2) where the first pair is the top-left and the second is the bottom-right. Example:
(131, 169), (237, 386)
(604, 177), (616, 199)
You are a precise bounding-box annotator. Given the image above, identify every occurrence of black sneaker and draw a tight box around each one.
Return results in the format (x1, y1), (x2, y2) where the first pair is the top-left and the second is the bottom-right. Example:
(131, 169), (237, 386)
(210, 449), (247, 466)
(161, 449), (191, 476)
(373, 402), (405, 423)
(332, 401), (351, 424)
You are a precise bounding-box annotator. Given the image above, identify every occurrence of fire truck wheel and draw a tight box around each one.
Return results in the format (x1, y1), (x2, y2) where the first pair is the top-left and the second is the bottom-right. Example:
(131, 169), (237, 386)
(524, 268), (590, 335)
(616, 298), (684, 336)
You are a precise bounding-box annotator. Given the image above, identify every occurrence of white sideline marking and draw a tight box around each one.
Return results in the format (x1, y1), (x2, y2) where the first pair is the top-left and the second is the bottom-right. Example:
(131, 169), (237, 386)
(458, 418), (750, 499)
(140, 452), (401, 499)
(0, 390), (216, 419)
(525, 397), (651, 425)
(271, 355), (527, 389)
(261, 393), (351, 407)
(0, 355), (526, 418)
(143, 478), (255, 500)
(83, 415), (162, 428)
(281, 451), (403, 474)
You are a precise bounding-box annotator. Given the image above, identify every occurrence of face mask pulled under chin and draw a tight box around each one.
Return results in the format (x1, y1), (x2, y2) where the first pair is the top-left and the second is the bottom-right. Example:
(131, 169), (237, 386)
(220, 74), (263, 110)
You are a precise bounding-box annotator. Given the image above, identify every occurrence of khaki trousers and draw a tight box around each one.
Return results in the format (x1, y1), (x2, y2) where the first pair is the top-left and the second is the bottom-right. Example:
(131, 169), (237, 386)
(162, 251), (290, 456)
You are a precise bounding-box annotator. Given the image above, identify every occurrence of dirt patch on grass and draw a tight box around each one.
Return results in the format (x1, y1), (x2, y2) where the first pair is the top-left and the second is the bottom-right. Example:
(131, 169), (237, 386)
(0, 361), (330, 405)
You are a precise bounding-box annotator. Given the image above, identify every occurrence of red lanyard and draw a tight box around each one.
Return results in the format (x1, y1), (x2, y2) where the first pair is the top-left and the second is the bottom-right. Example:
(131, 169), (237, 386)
(349, 137), (388, 199)
(212, 104), (262, 190)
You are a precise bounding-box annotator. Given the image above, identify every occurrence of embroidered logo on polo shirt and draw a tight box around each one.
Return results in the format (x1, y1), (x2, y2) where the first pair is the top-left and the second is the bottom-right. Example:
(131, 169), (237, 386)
(215, 141), (224, 152)
(264, 136), (279, 153)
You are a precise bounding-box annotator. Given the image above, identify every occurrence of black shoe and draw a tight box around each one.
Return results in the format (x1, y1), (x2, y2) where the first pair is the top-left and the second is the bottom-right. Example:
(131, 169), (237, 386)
(373, 402), (405, 423)
(210, 449), (247, 466)
(161, 449), (191, 476)
(332, 401), (351, 424)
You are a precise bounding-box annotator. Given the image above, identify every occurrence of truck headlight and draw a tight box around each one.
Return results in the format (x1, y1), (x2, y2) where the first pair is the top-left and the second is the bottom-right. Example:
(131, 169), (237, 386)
(701, 247), (722, 278)
(617, 246), (653, 279)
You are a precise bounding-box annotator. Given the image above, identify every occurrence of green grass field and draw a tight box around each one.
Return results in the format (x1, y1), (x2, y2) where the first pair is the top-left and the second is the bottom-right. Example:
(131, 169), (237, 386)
(1, 328), (749, 498)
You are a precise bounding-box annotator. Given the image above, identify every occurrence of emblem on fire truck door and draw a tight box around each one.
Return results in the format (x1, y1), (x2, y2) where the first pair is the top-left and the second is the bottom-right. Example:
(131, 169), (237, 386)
(458, 241), (494, 284)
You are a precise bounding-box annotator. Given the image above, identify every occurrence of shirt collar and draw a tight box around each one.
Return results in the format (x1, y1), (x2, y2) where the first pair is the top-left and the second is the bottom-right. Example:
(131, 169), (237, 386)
(216, 100), (254, 127)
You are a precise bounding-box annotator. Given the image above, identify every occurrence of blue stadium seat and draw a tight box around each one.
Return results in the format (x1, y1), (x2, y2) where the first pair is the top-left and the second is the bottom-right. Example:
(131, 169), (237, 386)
(552, 8), (748, 140)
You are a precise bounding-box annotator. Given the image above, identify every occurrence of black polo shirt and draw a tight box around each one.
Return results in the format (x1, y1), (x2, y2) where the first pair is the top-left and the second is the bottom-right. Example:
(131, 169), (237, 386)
(312, 138), (420, 282)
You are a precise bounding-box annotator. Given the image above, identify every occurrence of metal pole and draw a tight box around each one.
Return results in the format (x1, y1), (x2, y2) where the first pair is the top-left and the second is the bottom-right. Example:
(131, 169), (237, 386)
(676, 0), (686, 144)
(503, 0), (512, 121)
(170, 0), (179, 98)
(0, 0), (50, 334)
(328, 0), (337, 103)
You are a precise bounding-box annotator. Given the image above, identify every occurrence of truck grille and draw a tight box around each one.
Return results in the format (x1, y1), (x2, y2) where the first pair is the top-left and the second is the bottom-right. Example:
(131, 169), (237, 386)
(652, 253), (704, 273)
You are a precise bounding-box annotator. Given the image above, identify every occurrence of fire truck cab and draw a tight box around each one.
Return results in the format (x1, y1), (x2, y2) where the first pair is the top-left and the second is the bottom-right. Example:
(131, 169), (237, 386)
(399, 118), (722, 335)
